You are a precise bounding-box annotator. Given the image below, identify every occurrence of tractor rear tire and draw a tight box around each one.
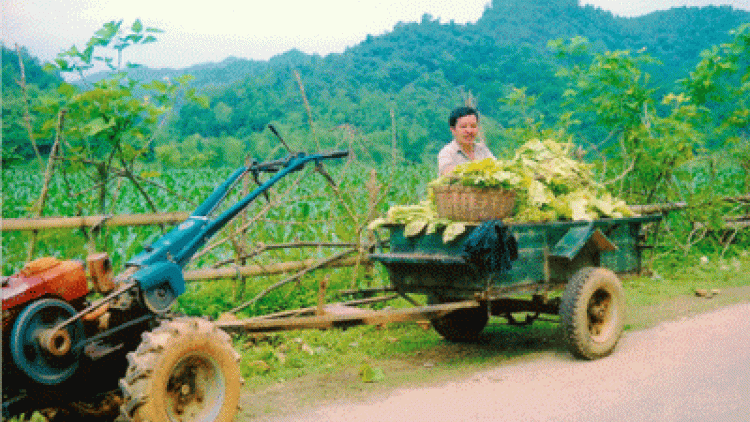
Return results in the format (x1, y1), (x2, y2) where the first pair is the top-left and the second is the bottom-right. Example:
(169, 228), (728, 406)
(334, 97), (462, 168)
(119, 317), (242, 422)
(560, 267), (626, 360)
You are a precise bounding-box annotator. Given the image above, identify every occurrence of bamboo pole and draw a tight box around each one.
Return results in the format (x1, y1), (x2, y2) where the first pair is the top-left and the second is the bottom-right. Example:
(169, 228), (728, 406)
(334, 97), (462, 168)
(294, 69), (318, 150)
(693, 217), (750, 230)
(629, 202), (688, 214)
(184, 254), (368, 281)
(233, 154), (254, 301)
(725, 195), (750, 204)
(6, 196), (749, 233)
(316, 275), (330, 316)
(26, 110), (66, 260)
(213, 241), (360, 268)
(629, 195), (750, 214)
(3, 212), (190, 232)
(235, 294), (398, 321)
(14, 43), (44, 171)
(216, 300), (479, 334)
(229, 248), (356, 313)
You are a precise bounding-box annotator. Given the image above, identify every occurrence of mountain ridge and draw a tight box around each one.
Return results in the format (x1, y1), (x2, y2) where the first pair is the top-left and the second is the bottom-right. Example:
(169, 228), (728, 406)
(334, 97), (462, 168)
(60, 2), (750, 88)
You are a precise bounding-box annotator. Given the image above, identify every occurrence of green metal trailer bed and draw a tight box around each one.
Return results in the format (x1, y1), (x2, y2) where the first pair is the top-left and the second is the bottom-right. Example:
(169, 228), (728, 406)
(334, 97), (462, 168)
(369, 215), (662, 359)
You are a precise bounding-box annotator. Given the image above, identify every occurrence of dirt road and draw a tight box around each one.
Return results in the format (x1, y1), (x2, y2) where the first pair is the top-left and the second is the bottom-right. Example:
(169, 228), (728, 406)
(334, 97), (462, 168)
(244, 302), (750, 422)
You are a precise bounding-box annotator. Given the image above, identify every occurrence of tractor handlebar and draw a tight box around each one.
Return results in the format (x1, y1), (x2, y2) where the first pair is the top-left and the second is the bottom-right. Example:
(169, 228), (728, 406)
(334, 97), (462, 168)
(250, 149), (349, 173)
(127, 147), (349, 270)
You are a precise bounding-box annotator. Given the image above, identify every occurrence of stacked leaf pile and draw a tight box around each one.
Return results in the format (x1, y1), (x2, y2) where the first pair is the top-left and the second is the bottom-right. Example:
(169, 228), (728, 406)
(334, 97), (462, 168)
(369, 139), (636, 242)
(367, 200), (469, 243)
(441, 139), (636, 223)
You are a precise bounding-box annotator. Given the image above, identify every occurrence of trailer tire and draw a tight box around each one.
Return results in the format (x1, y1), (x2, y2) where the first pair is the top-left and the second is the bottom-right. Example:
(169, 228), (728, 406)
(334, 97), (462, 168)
(560, 267), (625, 360)
(119, 317), (241, 422)
(428, 296), (488, 342)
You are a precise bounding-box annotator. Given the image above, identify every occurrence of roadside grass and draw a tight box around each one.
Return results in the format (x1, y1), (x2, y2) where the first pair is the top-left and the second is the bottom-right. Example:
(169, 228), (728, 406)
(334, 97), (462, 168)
(621, 250), (750, 331)
(624, 251), (750, 306)
(232, 315), (565, 397)
(635, 251), (750, 302)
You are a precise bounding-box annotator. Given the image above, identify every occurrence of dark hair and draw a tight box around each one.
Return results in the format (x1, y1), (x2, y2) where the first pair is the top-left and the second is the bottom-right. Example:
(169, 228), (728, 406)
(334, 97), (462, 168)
(449, 106), (479, 127)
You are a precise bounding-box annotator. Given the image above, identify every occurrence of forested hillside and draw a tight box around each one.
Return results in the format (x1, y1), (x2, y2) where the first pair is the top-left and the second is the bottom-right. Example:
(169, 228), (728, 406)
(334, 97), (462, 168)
(169, 0), (749, 162)
(3, 0), (749, 165)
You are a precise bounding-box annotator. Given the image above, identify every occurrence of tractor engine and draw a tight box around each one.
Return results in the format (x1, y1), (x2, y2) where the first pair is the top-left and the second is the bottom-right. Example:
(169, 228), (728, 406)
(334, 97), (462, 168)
(2, 257), (89, 315)
(2, 258), (90, 406)
(1, 254), (152, 417)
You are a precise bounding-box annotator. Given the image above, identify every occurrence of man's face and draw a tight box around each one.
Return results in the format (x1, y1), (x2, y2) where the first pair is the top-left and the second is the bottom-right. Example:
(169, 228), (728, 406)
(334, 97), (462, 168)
(450, 114), (479, 148)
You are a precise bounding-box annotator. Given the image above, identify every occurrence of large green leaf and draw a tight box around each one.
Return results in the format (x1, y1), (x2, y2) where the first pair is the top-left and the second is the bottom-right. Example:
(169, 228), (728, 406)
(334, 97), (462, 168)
(442, 222), (466, 243)
(84, 117), (115, 136)
(569, 198), (594, 221)
(527, 179), (552, 206)
(404, 220), (428, 237)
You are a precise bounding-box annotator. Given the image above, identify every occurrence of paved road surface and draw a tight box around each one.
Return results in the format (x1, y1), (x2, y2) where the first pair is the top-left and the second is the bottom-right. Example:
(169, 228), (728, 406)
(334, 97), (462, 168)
(253, 303), (750, 422)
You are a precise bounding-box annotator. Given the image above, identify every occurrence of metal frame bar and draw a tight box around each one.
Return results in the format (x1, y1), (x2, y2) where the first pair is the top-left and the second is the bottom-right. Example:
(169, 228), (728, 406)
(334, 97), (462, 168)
(216, 300), (480, 333)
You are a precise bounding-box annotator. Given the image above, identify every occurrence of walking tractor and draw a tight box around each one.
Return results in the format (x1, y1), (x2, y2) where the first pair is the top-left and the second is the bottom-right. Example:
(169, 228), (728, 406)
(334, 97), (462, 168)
(2, 148), (348, 421)
(2, 138), (662, 421)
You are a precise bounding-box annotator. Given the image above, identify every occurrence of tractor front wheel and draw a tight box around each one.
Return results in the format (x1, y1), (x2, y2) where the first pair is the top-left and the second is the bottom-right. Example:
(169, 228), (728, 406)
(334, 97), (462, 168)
(119, 317), (242, 422)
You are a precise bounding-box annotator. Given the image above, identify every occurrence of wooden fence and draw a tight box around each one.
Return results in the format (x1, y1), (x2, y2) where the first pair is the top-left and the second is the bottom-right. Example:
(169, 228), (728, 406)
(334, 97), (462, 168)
(1, 211), (376, 284)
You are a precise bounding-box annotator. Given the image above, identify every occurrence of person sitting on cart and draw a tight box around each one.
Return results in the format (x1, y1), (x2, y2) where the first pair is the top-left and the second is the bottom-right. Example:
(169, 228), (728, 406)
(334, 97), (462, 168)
(437, 106), (496, 176)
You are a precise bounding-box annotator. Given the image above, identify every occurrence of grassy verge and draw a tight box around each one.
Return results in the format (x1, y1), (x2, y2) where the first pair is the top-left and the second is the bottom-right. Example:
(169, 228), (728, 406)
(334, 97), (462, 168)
(622, 250), (750, 330)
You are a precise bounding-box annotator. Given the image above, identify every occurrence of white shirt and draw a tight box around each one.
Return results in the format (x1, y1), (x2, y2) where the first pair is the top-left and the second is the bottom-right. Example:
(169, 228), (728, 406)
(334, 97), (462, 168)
(437, 140), (495, 176)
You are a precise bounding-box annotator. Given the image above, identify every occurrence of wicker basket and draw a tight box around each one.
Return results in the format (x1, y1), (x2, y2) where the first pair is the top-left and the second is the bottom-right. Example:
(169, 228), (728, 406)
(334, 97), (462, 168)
(432, 184), (516, 222)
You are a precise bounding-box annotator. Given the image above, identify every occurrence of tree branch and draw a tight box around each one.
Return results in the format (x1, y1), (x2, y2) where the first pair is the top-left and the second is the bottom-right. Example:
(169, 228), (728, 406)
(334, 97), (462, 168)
(14, 43), (45, 171)
(229, 248), (356, 314)
(27, 109), (66, 260)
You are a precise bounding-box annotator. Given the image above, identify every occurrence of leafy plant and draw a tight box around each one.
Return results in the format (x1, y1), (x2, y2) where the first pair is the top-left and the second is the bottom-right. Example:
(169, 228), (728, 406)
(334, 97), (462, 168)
(681, 23), (750, 194)
(35, 20), (205, 252)
(549, 37), (700, 205)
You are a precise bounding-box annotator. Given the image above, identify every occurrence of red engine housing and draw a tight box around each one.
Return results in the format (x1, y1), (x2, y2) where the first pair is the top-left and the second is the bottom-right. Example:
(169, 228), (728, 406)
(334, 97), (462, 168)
(2, 257), (89, 331)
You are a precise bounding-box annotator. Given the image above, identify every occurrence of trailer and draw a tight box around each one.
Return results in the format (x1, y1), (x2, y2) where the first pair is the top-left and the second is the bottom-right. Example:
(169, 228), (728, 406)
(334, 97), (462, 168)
(369, 216), (661, 359)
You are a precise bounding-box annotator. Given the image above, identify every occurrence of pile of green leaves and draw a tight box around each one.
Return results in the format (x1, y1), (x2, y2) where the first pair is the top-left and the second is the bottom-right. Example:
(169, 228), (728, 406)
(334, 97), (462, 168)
(367, 200), (468, 243)
(503, 139), (634, 222)
(370, 139), (636, 241)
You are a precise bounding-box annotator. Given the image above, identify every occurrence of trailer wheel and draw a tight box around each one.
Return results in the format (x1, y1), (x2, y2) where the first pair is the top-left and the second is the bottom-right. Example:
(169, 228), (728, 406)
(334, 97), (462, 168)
(428, 296), (488, 342)
(119, 317), (241, 422)
(560, 267), (625, 360)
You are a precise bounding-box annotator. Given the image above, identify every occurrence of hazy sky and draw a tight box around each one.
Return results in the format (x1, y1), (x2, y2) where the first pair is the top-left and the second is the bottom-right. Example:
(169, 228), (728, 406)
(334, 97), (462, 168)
(2, 0), (749, 70)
